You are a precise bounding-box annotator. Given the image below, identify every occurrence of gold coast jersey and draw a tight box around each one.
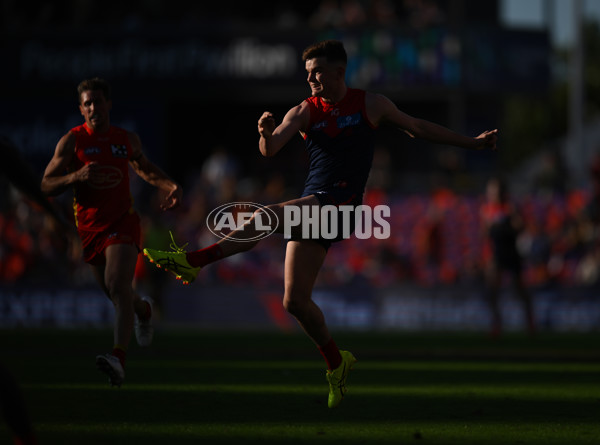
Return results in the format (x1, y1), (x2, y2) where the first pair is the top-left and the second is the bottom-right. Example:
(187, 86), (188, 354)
(70, 123), (135, 232)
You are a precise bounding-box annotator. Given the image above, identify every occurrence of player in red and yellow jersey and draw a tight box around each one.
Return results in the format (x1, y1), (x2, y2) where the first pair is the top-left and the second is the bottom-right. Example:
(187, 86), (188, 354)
(42, 78), (182, 386)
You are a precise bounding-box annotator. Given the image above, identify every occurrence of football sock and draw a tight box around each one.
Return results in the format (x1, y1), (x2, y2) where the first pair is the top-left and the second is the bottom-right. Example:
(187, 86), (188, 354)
(186, 243), (224, 268)
(318, 338), (342, 371)
(112, 345), (127, 368)
(138, 300), (152, 321)
(14, 432), (38, 445)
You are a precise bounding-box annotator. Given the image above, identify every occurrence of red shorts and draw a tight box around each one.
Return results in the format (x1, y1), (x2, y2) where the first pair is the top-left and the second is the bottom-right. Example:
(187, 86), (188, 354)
(78, 211), (141, 266)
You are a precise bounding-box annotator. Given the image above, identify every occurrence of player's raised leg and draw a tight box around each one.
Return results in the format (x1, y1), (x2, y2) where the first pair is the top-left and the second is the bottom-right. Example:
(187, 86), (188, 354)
(143, 195), (318, 283)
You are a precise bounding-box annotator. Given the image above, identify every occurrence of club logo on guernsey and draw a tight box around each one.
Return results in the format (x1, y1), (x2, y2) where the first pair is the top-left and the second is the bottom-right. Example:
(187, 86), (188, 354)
(312, 121), (328, 131)
(88, 165), (123, 189)
(206, 202), (279, 242)
(111, 144), (128, 158)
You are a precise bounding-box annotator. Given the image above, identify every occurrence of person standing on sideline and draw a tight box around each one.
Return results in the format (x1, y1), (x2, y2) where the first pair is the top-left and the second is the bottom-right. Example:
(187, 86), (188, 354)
(480, 176), (535, 336)
(143, 40), (498, 407)
(41, 78), (182, 387)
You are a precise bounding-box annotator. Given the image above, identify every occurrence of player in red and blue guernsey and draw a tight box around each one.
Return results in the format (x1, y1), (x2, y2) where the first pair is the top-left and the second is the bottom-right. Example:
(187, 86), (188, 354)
(42, 78), (182, 387)
(143, 40), (498, 408)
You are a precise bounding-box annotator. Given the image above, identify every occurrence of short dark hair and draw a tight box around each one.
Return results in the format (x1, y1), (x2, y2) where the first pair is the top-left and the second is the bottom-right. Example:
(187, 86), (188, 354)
(302, 40), (347, 65)
(77, 77), (111, 103)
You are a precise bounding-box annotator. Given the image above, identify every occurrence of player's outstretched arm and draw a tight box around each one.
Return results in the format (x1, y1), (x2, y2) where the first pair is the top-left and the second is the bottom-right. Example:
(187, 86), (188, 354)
(128, 132), (182, 210)
(367, 92), (498, 151)
(408, 118), (498, 150)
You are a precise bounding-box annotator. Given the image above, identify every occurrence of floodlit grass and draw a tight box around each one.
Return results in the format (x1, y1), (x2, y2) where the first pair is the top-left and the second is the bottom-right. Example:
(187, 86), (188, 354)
(1, 329), (600, 444)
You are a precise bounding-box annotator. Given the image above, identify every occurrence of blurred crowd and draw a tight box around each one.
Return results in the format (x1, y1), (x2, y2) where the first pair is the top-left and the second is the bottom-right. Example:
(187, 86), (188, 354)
(3, 143), (600, 307)
(1, 0), (448, 33)
(1, 0), (597, 309)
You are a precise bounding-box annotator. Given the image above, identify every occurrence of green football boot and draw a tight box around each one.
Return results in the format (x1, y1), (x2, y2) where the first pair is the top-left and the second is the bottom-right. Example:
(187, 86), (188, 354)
(326, 350), (357, 408)
(143, 232), (201, 285)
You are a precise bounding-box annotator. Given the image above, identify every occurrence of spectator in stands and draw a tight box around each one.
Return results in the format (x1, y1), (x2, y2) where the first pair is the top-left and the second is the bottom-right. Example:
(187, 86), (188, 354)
(573, 153), (600, 285)
(533, 150), (568, 198)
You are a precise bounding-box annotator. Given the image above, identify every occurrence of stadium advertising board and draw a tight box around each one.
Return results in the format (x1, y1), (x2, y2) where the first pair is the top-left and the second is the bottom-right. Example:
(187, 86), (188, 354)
(2, 26), (549, 100)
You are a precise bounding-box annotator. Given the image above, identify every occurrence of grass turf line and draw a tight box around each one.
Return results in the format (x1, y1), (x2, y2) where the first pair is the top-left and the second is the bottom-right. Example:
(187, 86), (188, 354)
(1, 329), (599, 444)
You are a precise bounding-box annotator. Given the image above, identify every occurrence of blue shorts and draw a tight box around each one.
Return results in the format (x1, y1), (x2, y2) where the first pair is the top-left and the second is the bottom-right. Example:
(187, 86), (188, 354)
(290, 188), (363, 251)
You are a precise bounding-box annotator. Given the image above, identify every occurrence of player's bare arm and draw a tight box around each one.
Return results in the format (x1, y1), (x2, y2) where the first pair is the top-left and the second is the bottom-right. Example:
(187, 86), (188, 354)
(366, 92), (498, 151)
(258, 103), (310, 157)
(41, 131), (101, 196)
(127, 131), (182, 210)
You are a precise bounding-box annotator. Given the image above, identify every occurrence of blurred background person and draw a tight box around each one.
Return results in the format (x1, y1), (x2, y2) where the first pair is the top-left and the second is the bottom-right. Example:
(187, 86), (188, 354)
(480, 176), (536, 336)
(0, 136), (57, 445)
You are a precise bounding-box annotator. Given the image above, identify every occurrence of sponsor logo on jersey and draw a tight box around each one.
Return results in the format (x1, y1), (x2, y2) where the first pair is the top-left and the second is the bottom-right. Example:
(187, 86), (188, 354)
(337, 113), (361, 129)
(84, 146), (101, 155)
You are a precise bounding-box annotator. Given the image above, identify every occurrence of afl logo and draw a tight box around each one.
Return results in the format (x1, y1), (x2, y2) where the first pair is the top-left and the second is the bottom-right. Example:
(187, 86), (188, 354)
(206, 202), (279, 242)
(89, 165), (123, 189)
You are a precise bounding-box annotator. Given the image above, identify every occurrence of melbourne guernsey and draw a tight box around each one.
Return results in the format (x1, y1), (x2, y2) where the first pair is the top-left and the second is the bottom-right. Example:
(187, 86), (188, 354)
(302, 88), (376, 196)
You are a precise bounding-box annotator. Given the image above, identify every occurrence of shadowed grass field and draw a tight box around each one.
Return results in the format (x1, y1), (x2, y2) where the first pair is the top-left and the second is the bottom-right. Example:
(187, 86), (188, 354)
(1, 328), (600, 444)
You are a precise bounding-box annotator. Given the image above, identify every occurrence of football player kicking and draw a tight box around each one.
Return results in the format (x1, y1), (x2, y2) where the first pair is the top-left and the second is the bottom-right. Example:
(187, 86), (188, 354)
(144, 40), (497, 407)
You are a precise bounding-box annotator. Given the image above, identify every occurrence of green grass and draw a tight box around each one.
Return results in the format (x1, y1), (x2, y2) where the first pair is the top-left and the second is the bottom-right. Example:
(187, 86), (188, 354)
(2, 328), (600, 444)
